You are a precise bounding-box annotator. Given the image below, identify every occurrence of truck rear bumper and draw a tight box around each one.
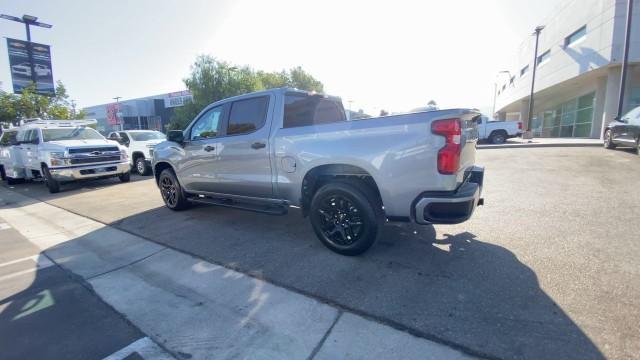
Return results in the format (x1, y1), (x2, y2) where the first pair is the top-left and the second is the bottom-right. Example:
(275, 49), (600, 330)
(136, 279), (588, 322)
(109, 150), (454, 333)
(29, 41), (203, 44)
(413, 166), (484, 225)
(49, 162), (130, 182)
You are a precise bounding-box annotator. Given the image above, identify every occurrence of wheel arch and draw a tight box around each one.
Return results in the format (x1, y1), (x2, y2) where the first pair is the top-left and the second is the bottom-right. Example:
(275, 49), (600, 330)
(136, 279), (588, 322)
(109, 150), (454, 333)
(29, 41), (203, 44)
(300, 163), (383, 217)
(153, 161), (174, 185)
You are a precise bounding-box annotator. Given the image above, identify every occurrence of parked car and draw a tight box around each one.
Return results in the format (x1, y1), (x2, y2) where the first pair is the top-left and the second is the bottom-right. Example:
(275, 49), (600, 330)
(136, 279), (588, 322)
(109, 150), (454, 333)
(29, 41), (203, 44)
(11, 63), (51, 77)
(0, 129), (19, 184)
(153, 88), (485, 255)
(5, 119), (131, 193)
(604, 106), (640, 153)
(475, 115), (522, 144)
(108, 130), (166, 175)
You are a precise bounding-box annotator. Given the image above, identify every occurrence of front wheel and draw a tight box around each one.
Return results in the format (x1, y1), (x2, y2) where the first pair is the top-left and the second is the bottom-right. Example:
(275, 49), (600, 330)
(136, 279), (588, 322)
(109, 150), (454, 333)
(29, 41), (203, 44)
(310, 181), (383, 256)
(158, 168), (190, 210)
(119, 171), (131, 183)
(604, 129), (616, 149)
(42, 166), (60, 193)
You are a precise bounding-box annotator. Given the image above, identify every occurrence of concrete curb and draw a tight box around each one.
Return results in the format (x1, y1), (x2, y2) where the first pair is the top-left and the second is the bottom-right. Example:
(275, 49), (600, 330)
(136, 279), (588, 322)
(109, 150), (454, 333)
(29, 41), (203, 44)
(0, 187), (477, 360)
(477, 142), (602, 150)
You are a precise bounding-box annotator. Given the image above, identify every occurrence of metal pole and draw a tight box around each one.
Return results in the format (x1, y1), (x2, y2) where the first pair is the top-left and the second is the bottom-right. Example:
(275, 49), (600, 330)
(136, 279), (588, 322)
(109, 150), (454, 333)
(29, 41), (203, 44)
(617, 0), (633, 117)
(24, 22), (38, 88)
(492, 82), (497, 117)
(527, 26), (544, 133)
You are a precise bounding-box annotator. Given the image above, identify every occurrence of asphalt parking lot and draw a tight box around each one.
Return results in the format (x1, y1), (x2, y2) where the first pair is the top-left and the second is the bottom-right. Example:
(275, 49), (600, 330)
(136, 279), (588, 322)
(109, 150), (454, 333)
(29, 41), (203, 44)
(2, 146), (639, 360)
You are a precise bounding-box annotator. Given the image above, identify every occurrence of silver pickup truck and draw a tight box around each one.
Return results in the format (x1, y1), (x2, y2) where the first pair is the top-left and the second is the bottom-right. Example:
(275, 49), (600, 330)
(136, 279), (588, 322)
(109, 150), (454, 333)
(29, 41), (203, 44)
(153, 88), (484, 255)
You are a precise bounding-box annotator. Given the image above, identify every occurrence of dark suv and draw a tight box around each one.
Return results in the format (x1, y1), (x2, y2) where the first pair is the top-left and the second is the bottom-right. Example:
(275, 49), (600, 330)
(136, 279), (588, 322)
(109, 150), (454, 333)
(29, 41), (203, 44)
(604, 106), (640, 153)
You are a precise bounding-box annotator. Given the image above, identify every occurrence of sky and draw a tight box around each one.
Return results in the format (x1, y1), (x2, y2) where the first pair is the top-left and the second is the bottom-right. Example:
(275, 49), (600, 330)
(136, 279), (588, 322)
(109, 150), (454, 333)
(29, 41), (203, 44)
(0, 0), (559, 115)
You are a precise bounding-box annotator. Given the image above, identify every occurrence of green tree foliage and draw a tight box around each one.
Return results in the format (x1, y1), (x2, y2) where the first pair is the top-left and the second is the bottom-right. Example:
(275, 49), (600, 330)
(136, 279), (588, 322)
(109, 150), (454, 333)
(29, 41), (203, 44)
(168, 56), (324, 130)
(0, 81), (85, 127)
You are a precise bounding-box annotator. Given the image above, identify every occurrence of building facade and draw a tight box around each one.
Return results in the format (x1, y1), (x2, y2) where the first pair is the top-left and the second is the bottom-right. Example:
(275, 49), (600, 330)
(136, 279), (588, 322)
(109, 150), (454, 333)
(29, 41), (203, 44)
(495, 0), (640, 139)
(82, 91), (193, 134)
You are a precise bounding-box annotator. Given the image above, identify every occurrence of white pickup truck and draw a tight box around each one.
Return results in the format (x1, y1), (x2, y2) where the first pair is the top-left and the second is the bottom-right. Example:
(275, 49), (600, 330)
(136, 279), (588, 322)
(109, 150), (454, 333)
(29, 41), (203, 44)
(107, 130), (166, 175)
(5, 119), (131, 193)
(476, 116), (523, 144)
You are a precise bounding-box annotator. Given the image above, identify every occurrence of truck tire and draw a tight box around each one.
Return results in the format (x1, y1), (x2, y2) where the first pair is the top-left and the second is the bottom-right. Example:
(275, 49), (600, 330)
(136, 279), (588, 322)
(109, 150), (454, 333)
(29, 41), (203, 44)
(158, 168), (190, 211)
(42, 166), (60, 193)
(135, 157), (151, 176)
(119, 171), (131, 183)
(309, 180), (383, 256)
(489, 131), (507, 144)
(7, 177), (21, 185)
(604, 129), (616, 149)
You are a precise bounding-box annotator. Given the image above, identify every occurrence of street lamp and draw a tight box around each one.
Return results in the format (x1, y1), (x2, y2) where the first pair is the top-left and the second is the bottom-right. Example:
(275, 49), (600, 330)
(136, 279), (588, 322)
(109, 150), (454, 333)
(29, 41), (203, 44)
(0, 14), (53, 87)
(526, 25), (545, 135)
(617, 0), (634, 118)
(492, 70), (511, 118)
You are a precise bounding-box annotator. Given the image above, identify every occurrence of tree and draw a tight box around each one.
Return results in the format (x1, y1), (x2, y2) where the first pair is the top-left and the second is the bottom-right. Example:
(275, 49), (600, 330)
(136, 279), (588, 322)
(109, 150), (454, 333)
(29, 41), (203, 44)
(426, 99), (439, 111)
(0, 81), (85, 127)
(168, 55), (325, 130)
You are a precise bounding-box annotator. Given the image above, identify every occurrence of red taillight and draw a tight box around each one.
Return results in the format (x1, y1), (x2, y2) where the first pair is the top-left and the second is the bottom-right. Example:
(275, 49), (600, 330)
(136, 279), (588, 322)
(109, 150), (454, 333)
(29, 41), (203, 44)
(518, 122), (523, 130)
(431, 118), (461, 175)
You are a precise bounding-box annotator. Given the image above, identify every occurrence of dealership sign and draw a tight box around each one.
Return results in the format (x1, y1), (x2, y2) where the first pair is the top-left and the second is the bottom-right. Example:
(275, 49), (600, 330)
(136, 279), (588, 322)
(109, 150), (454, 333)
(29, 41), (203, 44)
(6, 38), (55, 96)
(106, 103), (122, 125)
(164, 90), (193, 108)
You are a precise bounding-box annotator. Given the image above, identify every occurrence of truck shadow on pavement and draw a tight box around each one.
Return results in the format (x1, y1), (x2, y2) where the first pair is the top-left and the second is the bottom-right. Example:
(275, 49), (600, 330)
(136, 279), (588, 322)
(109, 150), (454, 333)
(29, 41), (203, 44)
(89, 204), (605, 360)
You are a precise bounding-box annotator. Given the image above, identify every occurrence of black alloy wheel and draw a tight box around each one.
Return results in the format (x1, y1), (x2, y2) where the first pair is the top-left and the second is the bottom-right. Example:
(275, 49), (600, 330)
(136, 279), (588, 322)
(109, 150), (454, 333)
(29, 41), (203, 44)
(310, 180), (382, 256)
(159, 168), (189, 210)
(317, 194), (365, 247)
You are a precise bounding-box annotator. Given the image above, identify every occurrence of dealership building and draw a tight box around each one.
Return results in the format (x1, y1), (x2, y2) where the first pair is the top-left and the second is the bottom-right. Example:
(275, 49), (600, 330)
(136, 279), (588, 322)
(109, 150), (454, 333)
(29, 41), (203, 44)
(495, 0), (640, 138)
(82, 90), (193, 134)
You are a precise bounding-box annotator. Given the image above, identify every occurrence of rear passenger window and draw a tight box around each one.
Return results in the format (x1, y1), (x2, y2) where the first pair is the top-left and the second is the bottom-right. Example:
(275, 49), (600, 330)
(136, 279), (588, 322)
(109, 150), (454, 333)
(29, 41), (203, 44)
(0, 132), (16, 146)
(227, 96), (269, 136)
(284, 95), (346, 128)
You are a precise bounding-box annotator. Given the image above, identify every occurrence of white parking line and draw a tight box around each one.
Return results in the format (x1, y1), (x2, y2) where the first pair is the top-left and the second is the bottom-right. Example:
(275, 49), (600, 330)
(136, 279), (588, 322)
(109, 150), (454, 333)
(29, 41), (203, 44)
(0, 222), (11, 230)
(0, 255), (55, 282)
(102, 337), (174, 360)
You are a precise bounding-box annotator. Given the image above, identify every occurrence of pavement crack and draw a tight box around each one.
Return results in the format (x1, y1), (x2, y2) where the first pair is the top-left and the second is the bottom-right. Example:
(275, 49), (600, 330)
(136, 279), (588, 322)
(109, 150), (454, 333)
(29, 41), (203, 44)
(307, 310), (342, 360)
(85, 247), (168, 281)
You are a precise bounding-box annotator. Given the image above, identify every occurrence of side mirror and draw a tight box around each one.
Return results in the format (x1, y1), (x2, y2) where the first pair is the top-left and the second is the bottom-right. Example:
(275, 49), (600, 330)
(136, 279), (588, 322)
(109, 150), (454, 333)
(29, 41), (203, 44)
(167, 130), (184, 143)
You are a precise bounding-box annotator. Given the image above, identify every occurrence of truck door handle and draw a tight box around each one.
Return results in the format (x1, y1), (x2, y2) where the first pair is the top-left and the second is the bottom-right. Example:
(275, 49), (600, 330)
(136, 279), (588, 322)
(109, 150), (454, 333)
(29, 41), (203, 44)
(204, 145), (215, 152)
(251, 142), (266, 149)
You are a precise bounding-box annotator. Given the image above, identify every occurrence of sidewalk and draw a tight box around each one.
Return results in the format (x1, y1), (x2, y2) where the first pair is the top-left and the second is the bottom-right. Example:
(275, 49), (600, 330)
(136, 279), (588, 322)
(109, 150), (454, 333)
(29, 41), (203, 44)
(0, 188), (475, 360)
(477, 137), (602, 149)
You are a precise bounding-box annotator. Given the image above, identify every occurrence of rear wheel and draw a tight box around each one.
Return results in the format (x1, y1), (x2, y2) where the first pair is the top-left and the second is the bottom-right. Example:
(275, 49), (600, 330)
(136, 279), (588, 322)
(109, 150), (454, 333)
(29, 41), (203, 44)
(604, 129), (616, 149)
(42, 165), (60, 193)
(0, 165), (5, 181)
(135, 157), (150, 175)
(310, 180), (383, 256)
(159, 168), (190, 210)
(489, 131), (507, 144)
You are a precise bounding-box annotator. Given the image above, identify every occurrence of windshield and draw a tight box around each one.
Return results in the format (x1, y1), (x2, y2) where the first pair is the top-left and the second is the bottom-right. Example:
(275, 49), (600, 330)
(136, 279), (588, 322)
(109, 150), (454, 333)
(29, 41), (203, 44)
(128, 131), (166, 141)
(42, 127), (105, 142)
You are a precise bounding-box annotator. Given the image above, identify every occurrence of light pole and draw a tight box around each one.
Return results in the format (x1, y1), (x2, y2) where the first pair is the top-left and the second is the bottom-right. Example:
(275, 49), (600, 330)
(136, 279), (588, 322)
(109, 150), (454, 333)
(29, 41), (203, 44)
(526, 25), (545, 135)
(617, 0), (634, 118)
(113, 96), (122, 131)
(0, 14), (52, 90)
(492, 70), (511, 118)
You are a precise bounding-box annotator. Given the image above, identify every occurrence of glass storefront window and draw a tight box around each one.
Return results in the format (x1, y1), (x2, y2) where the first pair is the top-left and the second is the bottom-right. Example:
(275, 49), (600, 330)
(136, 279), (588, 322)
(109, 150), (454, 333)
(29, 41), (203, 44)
(537, 92), (595, 138)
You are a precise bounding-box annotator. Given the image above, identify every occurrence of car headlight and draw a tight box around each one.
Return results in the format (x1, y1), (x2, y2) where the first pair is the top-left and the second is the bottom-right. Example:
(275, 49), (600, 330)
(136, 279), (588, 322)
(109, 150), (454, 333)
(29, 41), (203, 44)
(49, 152), (71, 166)
(120, 149), (128, 160)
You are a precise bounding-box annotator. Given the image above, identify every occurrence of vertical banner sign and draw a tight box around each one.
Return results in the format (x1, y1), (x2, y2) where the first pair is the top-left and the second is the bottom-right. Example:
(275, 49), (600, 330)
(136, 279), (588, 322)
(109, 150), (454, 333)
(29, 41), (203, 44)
(106, 103), (121, 125)
(6, 38), (55, 96)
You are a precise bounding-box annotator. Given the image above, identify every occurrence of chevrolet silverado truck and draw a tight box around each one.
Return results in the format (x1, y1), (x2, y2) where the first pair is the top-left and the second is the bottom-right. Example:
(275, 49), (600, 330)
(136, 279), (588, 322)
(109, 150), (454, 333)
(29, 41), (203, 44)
(476, 115), (523, 144)
(107, 130), (166, 175)
(7, 119), (131, 193)
(153, 88), (484, 255)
